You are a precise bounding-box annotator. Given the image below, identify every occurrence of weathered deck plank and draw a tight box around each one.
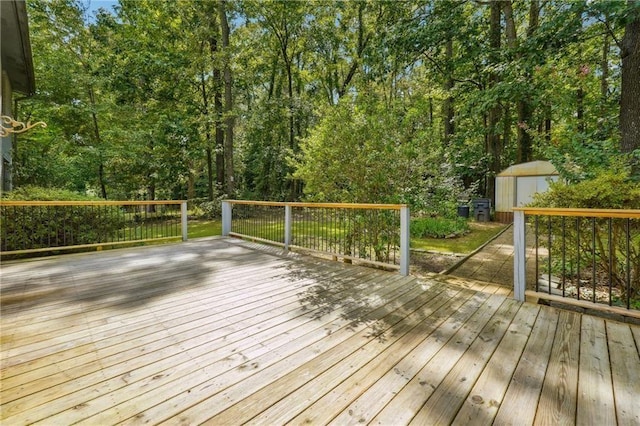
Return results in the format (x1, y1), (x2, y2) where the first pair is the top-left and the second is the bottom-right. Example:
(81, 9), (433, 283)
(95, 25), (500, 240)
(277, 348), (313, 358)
(451, 302), (540, 425)
(1, 237), (639, 425)
(534, 310), (581, 425)
(607, 321), (640, 425)
(577, 315), (615, 426)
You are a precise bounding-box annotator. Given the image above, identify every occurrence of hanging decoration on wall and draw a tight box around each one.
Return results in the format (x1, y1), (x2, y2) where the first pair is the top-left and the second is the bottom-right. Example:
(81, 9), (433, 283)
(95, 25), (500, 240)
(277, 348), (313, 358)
(0, 115), (47, 137)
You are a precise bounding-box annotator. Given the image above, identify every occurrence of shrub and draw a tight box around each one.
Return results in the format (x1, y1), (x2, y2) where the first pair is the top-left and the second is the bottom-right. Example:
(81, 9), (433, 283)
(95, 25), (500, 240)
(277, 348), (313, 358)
(531, 168), (640, 209)
(410, 216), (469, 239)
(530, 168), (640, 303)
(1, 186), (125, 252)
(189, 196), (226, 219)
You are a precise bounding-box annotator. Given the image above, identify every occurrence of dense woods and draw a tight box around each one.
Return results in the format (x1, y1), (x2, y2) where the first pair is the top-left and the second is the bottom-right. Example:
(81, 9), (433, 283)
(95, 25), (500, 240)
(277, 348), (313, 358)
(12, 0), (640, 213)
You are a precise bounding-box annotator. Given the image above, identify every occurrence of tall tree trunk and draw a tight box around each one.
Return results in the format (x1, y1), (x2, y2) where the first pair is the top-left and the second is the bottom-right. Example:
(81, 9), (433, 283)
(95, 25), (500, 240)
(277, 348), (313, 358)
(267, 55), (278, 101)
(219, 0), (234, 195)
(338, 2), (369, 99)
(545, 107), (552, 143)
(187, 159), (196, 200)
(211, 36), (225, 193)
(199, 66), (215, 202)
(88, 85), (107, 199)
(521, 0), (539, 162)
(576, 8), (586, 135)
(577, 84), (585, 134)
(505, 0), (538, 163)
(147, 138), (156, 212)
(620, 2), (640, 160)
(443, 38), (455, 146)
(601, 32), (609, 118)
(486, 1), (502, 203)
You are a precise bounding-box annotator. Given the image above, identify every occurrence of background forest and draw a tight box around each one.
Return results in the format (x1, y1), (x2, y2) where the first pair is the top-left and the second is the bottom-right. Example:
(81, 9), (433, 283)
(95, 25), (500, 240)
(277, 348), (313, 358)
(11, 0), (640, 215)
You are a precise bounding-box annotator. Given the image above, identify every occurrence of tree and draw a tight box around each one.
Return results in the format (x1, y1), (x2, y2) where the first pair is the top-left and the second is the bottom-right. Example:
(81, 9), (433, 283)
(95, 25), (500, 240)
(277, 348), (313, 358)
(219, 0), (235, 195)
(19, 0), (635, 207)
(620, 1), (640, 158)
(294, 96), (431, 206)
(485, 1), (503, 203)
(26, 0), (114, 197)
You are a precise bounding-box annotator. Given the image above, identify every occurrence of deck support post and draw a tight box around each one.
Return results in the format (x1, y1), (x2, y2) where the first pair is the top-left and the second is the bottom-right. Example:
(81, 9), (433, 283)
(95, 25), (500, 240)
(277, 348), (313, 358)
(284, 204), (292, 252)
(181, 201), (188, 241)
(514, 209), (526, 301)
(222, 201), (232, 236)
(400, 205), (410, 276)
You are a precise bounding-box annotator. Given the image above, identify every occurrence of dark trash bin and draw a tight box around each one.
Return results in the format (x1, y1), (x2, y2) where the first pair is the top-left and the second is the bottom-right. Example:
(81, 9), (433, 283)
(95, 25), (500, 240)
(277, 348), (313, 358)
(472, 198), (491, 222)
(457, 205), (470, 218)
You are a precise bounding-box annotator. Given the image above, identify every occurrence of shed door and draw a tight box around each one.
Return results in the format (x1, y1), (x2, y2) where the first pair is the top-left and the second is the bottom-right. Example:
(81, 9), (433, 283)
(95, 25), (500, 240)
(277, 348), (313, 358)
(516, 176), (558, 207)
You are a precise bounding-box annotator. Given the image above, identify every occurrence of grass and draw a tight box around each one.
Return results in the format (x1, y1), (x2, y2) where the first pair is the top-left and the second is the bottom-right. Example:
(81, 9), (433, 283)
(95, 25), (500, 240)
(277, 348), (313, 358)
(189, 220), (223, 238)
(187, 219), (508, 255)
(411, 221), (508, 254)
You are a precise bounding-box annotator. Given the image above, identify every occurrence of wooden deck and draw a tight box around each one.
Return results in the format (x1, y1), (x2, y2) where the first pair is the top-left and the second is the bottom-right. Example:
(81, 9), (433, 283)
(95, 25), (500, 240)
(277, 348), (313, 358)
(1, 237), (639, 425)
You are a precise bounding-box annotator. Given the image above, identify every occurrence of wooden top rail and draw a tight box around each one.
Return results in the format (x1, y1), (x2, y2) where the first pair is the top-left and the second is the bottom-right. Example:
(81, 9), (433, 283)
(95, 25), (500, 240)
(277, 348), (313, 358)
(0, 200), (186, 207)
(224, 200), (407, 210)
(513, 207), (640, 219)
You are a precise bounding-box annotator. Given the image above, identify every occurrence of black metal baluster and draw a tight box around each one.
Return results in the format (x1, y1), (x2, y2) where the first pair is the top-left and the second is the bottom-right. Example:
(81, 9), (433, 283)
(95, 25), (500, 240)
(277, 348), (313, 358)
(626, 218), (631, 310)
(576, 217), (581, 301)
(144, 205), (148, 240)
(24, 206), (29, 250)
(313, 208), (317, 251)
(547, 215), (552, 294)
(562, 216), (566, 297)
(592, 217), (597, 303)
(47, 205), (52, 248)
(535, 216), (539, 292)
(608, 218), (613, 306)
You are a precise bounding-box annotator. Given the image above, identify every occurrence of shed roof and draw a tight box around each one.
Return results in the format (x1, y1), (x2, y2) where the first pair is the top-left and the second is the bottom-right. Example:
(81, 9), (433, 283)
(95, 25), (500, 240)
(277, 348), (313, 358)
(1, 0), (35, 96)
(497, 160), (559, 177)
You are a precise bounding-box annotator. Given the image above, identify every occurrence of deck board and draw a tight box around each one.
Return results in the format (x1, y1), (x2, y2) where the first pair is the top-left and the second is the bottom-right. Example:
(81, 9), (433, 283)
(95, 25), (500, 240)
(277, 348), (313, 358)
(607, 321), (640, 425)
(576, 315), (615, 426)
(534, 310), (581, 425)
(451, 302), (540, 425)
(1, 237), (639, 425)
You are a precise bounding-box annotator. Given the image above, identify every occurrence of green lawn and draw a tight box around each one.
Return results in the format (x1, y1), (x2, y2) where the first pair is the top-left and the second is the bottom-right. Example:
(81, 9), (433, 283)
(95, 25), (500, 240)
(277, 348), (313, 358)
(188, 219), (507, 255)
(189, 220), (222, 238)
(411, 222), (508, 254)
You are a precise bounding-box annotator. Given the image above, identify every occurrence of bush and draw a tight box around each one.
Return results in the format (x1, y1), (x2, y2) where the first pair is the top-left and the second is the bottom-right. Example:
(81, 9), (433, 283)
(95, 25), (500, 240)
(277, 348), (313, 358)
(530, 168), (640, 302)
(410, 216), (469, 239)
(1, 186), (125, 252)
(189, 196), (225, 219)
(531, 168), (640, 209)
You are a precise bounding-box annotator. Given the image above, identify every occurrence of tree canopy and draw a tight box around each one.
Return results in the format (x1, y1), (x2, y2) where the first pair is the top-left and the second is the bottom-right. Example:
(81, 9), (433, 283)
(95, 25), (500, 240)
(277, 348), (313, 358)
(12, 0), (640, 212)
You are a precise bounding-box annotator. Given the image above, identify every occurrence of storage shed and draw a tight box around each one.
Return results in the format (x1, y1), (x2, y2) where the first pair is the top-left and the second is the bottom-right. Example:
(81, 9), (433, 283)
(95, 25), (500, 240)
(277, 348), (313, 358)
(494, 160), (560, 223)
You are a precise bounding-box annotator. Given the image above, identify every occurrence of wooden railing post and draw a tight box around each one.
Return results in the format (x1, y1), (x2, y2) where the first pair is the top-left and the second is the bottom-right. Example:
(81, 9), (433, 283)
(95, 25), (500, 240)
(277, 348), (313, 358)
(514, 209), (526, 301)
(400, 205), (410, 276)
(222, 201), (232, 236)
(284, 204), (292, 252)
(181, 201), (188, 241)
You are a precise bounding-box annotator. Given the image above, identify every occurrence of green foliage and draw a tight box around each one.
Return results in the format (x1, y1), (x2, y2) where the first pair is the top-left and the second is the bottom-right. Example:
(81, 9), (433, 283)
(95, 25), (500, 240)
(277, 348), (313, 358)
(1, 186), (125, 252)
(293, 96), (432, 205)
(15, 0), (638, 209)
(410, 216), (469, 239)
(3, 186), (96, 202)
(189, 197), (225, 219)
(531, 168), (640, 209)
(531, 169), (640, 302)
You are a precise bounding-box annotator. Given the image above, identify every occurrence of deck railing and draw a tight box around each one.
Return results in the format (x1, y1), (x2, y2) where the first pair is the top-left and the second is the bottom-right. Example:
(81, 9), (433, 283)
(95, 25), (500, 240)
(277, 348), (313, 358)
(221, 200), (410, 275)
(514, 207), (640, 315)
(0, 200), (187, 255)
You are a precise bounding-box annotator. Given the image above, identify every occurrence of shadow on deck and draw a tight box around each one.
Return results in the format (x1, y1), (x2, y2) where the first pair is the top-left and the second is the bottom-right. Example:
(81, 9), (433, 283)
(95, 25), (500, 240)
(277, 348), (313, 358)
(1, 237), (639, 425)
